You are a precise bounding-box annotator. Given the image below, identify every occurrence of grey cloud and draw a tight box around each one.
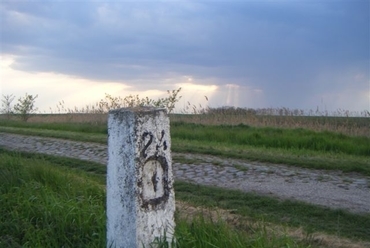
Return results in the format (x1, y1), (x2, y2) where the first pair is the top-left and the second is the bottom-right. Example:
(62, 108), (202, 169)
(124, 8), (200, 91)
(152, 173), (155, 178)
(1, 0), (369, 110)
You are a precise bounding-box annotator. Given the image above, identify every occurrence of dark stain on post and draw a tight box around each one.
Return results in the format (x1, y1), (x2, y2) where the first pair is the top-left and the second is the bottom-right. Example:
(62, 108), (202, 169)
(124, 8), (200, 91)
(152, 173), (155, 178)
(151, 170), (158, 192)
(139, 155), (170, 210)
(156, 130), (167, 152)
(141, 131), (153, 158)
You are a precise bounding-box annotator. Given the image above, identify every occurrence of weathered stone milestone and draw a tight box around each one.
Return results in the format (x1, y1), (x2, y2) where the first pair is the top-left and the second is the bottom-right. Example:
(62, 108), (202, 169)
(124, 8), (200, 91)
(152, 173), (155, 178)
(106, 107), (175, 248)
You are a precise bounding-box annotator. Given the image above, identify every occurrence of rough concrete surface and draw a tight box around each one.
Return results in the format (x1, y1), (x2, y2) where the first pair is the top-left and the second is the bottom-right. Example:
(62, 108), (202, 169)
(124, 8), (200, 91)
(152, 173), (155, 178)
(1, 132), (369, 214)
(106, 108), (175, 248)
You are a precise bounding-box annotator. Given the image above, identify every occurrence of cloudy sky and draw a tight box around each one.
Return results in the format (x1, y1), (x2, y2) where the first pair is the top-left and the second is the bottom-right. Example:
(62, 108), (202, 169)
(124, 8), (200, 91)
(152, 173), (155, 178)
(1, 0), (369, 113)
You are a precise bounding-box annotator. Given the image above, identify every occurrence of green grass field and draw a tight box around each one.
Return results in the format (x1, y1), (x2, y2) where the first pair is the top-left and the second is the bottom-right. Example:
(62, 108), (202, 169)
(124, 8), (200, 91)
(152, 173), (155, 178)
(1, 149), (369, 247)
(0, 114), (370, 247)
(0, 150), (312, 247)
(0, 151), (106, 247)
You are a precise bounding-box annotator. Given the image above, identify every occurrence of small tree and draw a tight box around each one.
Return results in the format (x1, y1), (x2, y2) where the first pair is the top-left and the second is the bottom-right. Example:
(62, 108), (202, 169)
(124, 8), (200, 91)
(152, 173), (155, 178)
(1, 94), (15, 119)
(13, 93), (38, 122)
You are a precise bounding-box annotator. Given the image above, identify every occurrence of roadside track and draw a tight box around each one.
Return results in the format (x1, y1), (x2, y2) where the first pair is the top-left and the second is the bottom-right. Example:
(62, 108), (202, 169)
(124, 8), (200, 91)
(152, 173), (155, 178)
(1, 132), (369, 214)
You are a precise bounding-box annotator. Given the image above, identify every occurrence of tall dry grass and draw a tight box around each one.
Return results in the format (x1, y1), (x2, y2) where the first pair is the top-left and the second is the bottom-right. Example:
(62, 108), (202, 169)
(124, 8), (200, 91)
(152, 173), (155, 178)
(26, 113), (108, 125)
(11, 109), (368, 138)
(3, 90), (368, 137)
(172, 107), (370, 137)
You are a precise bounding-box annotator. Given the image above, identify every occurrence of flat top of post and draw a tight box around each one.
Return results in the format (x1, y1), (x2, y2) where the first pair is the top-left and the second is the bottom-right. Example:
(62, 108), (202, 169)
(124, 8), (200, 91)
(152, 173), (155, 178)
(109, 106), (167, 114)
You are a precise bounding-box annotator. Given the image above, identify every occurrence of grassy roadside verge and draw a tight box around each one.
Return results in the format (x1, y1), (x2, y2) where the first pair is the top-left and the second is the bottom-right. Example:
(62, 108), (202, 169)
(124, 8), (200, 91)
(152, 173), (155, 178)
(173, 139), (370, 176)
(171, 123), (370, 156)
(1, 148), (370, 245)
(175, 181), (370, 241)
(0, 126), (107, 143)
(0, 151), (106, 247)
(0, 119), (107, 133)
(1, 124), (369, 176)
(1, 149), (311, 248)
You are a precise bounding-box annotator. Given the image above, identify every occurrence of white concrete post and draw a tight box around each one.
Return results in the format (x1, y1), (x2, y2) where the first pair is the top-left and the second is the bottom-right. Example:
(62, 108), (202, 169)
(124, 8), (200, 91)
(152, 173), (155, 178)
(107, 107), (175, 248)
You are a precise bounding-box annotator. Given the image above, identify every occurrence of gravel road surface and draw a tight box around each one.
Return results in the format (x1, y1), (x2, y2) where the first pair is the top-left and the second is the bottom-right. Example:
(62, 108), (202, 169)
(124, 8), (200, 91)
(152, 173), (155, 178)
(1, 132), (369, 214)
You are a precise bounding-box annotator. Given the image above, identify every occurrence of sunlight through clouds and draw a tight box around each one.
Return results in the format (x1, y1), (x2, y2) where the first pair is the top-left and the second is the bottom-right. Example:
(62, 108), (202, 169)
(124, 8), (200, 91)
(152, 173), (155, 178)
(225, 84), (240, 106)
(1, 1), (368, 112)
(175, 82), (218, 112)
(1, 55), (221, 113)
(1, 55), (132, 112)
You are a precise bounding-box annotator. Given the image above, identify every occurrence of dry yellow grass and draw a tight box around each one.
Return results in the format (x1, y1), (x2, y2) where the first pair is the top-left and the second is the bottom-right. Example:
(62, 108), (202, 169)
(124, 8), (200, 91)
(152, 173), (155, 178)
(171, 113), (370, 137)
(26, 113), (108, 124)
(3, 108), (369, 137)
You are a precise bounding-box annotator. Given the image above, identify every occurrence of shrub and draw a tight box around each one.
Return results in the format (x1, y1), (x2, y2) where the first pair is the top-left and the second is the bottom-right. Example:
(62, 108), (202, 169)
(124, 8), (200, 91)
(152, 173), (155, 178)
(13, 93), (38, 122)
(1, 94), (15, 119)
